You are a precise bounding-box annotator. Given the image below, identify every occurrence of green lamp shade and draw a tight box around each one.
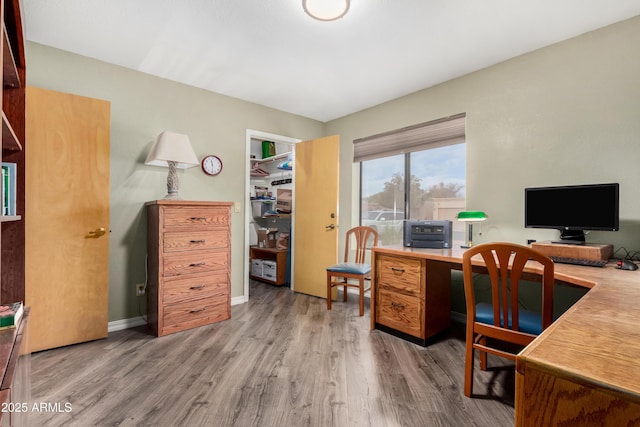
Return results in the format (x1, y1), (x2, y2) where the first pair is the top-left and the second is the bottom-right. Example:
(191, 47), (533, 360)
(456, 211), (488, 221)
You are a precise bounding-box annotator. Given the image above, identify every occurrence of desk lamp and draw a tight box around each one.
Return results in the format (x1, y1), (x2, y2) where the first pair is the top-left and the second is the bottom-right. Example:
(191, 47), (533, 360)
(145, 131), (199, 200)
(457, 211), (488, 248)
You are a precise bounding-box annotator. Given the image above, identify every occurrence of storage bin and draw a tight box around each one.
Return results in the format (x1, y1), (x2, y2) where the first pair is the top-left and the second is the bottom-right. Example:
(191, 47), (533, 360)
(251, 259), (264, 278)
(262, 260), (277, 281)
(251, 200), (274, 218)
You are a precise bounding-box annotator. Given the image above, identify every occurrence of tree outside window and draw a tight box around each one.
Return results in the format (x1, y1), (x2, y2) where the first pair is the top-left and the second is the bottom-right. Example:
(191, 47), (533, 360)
(361, 143), (466, 245)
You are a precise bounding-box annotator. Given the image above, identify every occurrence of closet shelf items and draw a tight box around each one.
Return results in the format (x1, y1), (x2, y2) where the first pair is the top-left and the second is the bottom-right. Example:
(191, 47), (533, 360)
(250, 166), (269, 177)
(250, 151), (291, 166)
(250, 151), (293, 177)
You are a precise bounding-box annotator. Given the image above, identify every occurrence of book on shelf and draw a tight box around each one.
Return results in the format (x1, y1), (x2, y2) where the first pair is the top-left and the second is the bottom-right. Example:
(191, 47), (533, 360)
(0, 301), (23, 330)
(1, 162), (17, 216)
(1, 166), (5, 216)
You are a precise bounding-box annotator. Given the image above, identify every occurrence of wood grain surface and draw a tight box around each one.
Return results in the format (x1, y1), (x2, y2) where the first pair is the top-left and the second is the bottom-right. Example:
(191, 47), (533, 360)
(370, 245), (640, 426)
(146, 201), (232, 337)
(25, 86), (110, 352)
(30, 281), (515, 426)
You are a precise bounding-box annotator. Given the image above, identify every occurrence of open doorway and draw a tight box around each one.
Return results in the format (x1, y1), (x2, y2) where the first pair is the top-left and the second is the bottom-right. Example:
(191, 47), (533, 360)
(244, 130), (300, 301)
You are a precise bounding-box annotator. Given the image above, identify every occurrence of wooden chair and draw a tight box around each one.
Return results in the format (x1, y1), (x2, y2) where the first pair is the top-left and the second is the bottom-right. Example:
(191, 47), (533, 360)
(326, 226), (379, 316)
(461, 242), (554, 397)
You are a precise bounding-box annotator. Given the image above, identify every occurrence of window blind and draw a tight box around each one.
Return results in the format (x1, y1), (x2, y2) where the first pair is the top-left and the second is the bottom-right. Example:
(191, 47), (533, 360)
(353, 113), (466, 162)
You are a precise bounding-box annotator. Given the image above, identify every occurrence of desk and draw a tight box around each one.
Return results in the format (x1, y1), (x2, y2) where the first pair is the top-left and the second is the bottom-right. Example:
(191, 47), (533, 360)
(371, 245), (640, 426)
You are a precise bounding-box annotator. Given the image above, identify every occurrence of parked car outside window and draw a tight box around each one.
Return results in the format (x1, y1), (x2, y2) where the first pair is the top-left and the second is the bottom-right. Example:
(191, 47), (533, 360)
(361, 210), (405, 245)
(362, 210), (405, 231)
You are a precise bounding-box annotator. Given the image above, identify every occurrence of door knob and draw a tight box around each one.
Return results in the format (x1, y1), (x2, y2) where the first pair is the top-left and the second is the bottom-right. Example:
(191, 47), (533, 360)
(325, 224), (336, 230)
(88, 227), (106, 238)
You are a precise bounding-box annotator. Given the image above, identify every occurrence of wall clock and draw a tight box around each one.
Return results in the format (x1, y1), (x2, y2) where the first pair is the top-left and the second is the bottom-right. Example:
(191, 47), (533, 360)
(201, 155), (223, 176)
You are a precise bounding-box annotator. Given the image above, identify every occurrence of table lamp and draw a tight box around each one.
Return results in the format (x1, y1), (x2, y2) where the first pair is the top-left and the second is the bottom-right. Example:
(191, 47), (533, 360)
(456, 211), (488, 248)
(145, 131), (199, 200)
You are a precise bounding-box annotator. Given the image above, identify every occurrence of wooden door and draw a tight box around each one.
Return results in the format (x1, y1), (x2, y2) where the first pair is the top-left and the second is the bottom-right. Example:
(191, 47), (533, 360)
(25, 86), (110, 352)
(293, 135), (340, 297)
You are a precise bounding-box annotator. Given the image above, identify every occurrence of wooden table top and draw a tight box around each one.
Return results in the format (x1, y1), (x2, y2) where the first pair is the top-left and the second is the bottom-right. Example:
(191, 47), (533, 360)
(372, 245), (640, 402)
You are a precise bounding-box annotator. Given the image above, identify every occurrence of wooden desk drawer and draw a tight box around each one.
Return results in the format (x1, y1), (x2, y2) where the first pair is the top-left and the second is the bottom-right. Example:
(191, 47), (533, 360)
(162, 297), (229, 335)
(377, 255), (422, 296)
(163, 252), (228, 277)
(163, 231), (228, 253)
(163, 206), (230, 230)
(163, 272), (228, 305)
(376, 289), (424, 338)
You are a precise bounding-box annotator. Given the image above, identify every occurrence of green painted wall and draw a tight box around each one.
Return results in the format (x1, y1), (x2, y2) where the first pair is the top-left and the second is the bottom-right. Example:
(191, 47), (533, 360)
(326, 16), (640, 314)
(26, 42), (324, 323)
(25, 14), (640, 322)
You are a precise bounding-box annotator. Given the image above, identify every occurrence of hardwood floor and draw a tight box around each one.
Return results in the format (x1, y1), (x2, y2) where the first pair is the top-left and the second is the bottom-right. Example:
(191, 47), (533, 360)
(30, 281), (515, 426)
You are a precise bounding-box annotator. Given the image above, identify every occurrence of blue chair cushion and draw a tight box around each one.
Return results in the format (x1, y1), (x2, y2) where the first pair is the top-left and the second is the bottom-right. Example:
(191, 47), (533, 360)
(326, 262), (371, 275)
(475, 302), (543, 335)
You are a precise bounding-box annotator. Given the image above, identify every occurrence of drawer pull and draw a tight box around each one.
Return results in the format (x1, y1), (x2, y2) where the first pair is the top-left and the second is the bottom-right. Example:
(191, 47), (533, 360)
(190, 285), (206, 290)
(391, 302), (405, 310)
(390, 267), (406, 273)
(189, 262), (206, 267)
(190, 308), (206, 314)
(190, 240), (206, 244)
(190, 217), (207, 221)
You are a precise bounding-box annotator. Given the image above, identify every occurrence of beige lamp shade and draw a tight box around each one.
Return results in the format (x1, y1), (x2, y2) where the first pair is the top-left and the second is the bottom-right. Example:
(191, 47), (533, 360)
(145, 131), (199, 169)
(145, 131), (199, 199)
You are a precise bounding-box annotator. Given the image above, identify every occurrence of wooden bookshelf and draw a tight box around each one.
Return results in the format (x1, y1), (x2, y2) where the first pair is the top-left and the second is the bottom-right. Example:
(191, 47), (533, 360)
(1, 0), (26, 305)
(0, 0), (29, 423)
(1, 112), (21, 151)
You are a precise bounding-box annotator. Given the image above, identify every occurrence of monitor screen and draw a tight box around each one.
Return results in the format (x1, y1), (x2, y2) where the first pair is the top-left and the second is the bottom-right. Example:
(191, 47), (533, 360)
(524, 183), (619, 242)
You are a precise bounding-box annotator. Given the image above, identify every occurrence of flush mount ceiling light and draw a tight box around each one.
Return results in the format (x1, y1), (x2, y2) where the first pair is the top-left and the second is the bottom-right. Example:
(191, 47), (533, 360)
(303, 0), (350, 21)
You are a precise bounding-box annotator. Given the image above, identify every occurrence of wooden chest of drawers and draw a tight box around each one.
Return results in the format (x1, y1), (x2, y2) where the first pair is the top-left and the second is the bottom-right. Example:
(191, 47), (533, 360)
(373, 252), (451, 345)
(146, 200), (232, 336)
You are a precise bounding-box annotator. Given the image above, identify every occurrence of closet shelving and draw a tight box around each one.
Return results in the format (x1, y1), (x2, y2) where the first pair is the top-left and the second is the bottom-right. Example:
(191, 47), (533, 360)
(251, 152), (291, 166)
(249, 140), (293, 287)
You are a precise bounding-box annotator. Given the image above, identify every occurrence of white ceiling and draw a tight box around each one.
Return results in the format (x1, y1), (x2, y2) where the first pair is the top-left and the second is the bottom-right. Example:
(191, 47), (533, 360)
(23, 1), (640, 122)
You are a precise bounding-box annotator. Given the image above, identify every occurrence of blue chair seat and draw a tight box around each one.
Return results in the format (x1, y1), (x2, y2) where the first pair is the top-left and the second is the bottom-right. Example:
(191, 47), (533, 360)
(475, 302), (542, 335)
(326, 262), (371, 275)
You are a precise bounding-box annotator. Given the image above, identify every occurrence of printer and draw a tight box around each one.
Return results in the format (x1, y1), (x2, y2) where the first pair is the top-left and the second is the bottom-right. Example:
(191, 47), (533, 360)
(403, 220), (452, 249)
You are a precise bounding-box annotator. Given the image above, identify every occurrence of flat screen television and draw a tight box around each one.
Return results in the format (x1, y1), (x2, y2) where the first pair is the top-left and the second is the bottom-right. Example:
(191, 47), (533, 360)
(524, 183), (619, 244)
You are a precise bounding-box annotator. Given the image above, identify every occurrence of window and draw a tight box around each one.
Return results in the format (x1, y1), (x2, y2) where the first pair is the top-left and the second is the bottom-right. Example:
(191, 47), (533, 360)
(356, 114), (466, 245)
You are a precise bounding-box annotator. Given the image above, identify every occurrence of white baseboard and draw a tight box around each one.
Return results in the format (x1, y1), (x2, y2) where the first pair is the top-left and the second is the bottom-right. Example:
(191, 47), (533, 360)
(231, 295), (247, 305)
(108, 317), (147, 332)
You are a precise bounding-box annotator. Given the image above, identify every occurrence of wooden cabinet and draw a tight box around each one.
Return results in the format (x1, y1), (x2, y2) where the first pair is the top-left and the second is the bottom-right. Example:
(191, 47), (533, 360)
(375, 254), (425, 338)
(146, 200), (232, 337)
(249, 245), (288, 286)
(0, 309), (29, 427)
(373, 253), (451, 346)
(1, 0), (26, 305)
(0, 1), (29, 424)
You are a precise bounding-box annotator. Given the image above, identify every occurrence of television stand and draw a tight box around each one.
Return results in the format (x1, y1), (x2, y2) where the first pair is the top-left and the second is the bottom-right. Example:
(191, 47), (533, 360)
(551, 240), (585, 245)
(531, 241), (613, 261)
